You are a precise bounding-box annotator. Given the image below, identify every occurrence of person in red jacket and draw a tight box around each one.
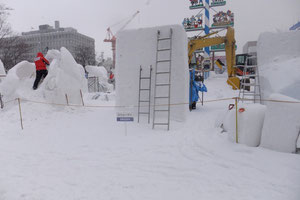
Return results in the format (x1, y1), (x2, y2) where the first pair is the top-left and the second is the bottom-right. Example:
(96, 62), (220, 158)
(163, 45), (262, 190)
(33, 52), (50, 90)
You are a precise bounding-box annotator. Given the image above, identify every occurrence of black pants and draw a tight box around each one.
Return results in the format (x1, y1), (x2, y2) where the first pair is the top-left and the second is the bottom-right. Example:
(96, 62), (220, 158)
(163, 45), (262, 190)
(33, 70), (48, 89)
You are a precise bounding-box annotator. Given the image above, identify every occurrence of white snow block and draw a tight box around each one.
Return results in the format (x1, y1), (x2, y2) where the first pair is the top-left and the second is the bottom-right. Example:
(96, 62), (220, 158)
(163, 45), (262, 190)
(257, 31), (300, 66)
(260, 94), (300, 153)
(223, 103), (266, 147)
(115, 25), (189, 122)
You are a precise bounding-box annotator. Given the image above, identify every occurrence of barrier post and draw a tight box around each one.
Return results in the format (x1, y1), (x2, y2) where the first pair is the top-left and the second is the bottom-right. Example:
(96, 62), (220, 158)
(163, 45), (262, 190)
(65, 94), (69, 106)
(17, 98), (24, 130)
(80, 90), (85, 106)
(235, 97), (238, 143)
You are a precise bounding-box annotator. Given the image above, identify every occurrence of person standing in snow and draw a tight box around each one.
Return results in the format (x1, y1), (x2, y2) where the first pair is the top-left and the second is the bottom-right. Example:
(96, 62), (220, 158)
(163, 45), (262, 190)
(33, 52), (49, 90)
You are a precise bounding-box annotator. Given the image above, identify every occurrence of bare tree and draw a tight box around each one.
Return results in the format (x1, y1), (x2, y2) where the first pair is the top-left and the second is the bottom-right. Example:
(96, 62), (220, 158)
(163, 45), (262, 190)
(0, 4), (12, 46)
(74, 45), (96, 67)
(0, 37), (32, 71)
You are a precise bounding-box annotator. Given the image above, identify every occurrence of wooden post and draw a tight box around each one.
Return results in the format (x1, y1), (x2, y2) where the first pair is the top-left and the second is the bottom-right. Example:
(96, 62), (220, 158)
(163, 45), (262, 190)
(80, 90), (85, 106)
(235, 97), (238, 143)
(18, 98), (24, 130)
(65, 94), (69, 106)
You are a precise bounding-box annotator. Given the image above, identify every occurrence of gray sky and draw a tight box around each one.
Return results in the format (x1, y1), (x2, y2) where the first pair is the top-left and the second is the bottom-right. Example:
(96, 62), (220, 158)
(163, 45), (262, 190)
(2, 0), (300, 58)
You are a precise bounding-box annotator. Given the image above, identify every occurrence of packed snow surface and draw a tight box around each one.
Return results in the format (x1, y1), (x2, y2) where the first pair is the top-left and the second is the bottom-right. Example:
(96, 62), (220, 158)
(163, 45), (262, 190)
(115, 25), (189, 121)
(0, 72), (299, 200)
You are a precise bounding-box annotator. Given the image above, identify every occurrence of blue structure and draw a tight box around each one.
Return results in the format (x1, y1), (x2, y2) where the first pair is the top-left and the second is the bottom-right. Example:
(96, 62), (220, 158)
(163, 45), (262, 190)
(189, 69), (207, 110)
(290, 22), (300, 31)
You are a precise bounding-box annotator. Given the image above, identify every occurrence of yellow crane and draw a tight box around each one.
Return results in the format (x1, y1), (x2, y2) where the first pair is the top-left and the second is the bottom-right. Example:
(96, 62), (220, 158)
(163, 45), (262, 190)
(188, 27), (240, 89)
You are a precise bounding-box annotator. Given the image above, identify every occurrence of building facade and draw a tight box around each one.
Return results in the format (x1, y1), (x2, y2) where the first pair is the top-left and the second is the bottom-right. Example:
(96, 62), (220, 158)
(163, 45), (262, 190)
(243, 41), (257, 56)
(21, 21), (95, 63)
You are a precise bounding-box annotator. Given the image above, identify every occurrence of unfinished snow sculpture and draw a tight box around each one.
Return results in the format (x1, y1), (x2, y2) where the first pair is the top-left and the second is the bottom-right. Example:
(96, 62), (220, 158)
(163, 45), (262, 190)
(222, 103), (266, 147)
(258, 31), (300, 100)
(260, 94), (300, 153)
(43, 47), (88, 105)
(115, 25), (189, 123)
(85, 65), (113, 92)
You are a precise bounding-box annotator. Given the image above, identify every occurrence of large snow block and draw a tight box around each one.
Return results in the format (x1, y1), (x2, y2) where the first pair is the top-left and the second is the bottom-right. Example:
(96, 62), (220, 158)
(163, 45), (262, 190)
(223, 103), (266, 147)
(115, 25), (189, 122)
(257, 31), (300, 66)
(257, 31), (300, 101)
(260, 94), (300, 153)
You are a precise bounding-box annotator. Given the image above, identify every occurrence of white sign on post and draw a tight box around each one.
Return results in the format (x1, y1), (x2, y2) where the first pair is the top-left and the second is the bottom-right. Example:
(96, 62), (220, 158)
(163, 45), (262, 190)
(117, 111), (134, 136)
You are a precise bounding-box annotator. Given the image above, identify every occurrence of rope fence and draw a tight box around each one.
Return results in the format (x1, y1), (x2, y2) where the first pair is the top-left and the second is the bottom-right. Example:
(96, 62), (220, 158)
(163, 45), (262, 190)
(0, 95), (299, 131)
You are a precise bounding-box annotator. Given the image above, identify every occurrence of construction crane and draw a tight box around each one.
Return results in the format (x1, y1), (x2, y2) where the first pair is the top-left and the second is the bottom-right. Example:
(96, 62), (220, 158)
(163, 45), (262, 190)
(104, 11), (140, 69)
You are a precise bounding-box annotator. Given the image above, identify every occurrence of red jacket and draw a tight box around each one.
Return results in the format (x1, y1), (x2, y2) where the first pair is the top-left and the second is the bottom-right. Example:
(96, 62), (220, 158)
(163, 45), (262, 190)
(34, 52), (49, 71)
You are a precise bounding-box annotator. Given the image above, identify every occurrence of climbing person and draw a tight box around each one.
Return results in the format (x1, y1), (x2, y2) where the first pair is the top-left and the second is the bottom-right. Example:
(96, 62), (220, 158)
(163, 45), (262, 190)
(33, 52), (49, 90)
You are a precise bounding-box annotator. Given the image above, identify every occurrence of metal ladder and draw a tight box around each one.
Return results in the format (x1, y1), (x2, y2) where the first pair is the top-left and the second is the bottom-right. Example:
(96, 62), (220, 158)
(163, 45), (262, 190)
(152, 28), (173, 130)
(138, 65), (152, 123)
(239, 58), (262, 104)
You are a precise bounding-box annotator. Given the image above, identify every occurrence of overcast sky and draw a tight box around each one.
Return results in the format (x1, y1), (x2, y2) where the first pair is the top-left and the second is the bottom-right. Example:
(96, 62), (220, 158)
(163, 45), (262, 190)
(2, 0), (300, 58)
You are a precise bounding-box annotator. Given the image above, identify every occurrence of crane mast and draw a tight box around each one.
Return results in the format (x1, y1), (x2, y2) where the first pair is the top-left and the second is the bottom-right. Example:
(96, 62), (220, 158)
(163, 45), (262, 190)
(104, 11), (140, 69)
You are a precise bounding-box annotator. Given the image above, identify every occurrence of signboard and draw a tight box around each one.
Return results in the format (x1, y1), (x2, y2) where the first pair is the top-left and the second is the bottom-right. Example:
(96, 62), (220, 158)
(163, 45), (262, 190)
(212, 10), (234, 27)
(189, 0), (204, 9)
(211, 0), (226, 6)
(117, 112), (134, 122)
(183, 14), (203, 31)
(211, 44), (237, 51)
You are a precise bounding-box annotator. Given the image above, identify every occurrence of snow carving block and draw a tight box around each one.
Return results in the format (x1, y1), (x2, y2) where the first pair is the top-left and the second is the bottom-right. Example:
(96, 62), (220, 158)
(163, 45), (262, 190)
(260, 94), (300, 153)
(258, 31), (300, 101)
(222, 103), (266, 147)
(115, 25), (189, 122)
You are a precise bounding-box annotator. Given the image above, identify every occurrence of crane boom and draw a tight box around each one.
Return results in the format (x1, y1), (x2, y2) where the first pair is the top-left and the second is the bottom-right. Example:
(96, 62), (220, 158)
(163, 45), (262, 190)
(104, 11), (140, 69)
(188, 27), (240, 89)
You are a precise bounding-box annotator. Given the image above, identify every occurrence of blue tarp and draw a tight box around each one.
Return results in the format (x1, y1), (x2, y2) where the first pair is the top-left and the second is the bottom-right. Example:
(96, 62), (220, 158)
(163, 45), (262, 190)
(189, 69), (207, 105)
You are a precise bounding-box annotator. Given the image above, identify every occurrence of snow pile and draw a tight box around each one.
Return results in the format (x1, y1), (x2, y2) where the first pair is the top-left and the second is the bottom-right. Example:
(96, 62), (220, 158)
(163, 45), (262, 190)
(85, 65), (113, 92)
(0, 61), (35, 100)
(257, 31), (300, 100)
(260, 94), (300, 153)
(116, 25), (189, 122)
(0, 59), (5, 76)
(222, 103), (266, 147)
(0, 48), (87, 105)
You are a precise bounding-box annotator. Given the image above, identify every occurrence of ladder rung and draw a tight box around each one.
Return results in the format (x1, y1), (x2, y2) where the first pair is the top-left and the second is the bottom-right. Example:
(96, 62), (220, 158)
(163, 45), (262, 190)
(244, 65), (257, 68)
(158, 37), (171, 41)
(156, 71), (170, 74)
(241, 83), (260, 86)
(140, 89), (150, 91)
(156, 83), (170, 86)
(139, 112), (150, 114)
(157, 48), (171, 51)
(243, 94), (261, 96)
(155, 96), (169, 99)
(242, 75), (258, 77)
(154, 110), (169, 112)
(139, 100), (150, 102)
(157, 60), (171, 63)
(153, 123), (169, 126)
(140, 77), (151, 80)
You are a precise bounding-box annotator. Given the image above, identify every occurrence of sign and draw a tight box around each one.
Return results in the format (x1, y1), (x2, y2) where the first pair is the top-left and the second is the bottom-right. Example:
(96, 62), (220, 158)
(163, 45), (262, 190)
(212, 10), (234, 27)
(117, 112), (134, 122)
(211, 0), (226, 6)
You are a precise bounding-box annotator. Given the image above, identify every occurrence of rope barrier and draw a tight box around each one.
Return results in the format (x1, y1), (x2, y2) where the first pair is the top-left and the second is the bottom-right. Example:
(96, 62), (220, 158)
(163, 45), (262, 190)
(12, 97), (300, 109)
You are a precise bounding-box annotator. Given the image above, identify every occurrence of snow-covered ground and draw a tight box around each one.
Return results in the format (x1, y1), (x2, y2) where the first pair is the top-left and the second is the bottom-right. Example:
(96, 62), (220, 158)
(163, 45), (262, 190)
(0, 73), (299, 200)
